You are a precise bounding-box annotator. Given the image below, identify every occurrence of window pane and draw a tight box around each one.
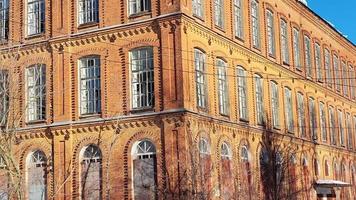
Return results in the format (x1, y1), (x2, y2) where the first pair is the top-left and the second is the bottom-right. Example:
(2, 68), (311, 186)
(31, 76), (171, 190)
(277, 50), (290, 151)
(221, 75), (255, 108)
(234, 0), (243, 38)
(27, 0), (45, 35)
(27, 64), (46, 121)
(78, 0), (99, 24)
(217, 59), (229, 115)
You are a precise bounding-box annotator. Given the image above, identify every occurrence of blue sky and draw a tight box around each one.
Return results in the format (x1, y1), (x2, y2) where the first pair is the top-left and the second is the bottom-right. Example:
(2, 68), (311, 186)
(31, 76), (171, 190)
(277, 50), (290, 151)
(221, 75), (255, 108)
(307, 0), (356, 45)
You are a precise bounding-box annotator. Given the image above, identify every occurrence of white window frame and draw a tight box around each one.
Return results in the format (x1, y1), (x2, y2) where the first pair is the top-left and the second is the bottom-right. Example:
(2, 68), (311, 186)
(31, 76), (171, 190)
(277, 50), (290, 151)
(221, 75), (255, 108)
(254, 74), (263, 125)
(130, 47), (154, 110)
(26, 150), (47, 200)
(270, 81), (279, 128)
(333, 55), (341, 92)
(297, 92), (305, 137)
(315, 43), (322, 82)
(309, 97), (316, 140)
(234, 0), (243, 39)
(251, 0), (260, 48)
(192, 0), (204, 18)
(280, 19), (289, 64)
(337, 109), (345, 146)
(27, 0), (45, 36)
(26, 64), (46, 122)
(319, 102), (327, 142)
(214, 0), (224, 28)
(293, 28), (301, 70)
(304, 35), (312, 78)
(195, 49), (207, 109)
(341, 61), (348, 96)
(129, 0), (151, 16)
(346, 113), (352, 149)
(266, 9), (275, 56)
(237, 66), (248, 120)
(217, 59), (229, 115)
(329, 106), (336, 145)
(324, 49), (332, 87)
(78, 0), (99, 25)
(0, 0), (8, 40)
(221, 142), (232, 160)
(284, 87), (293, 133)
(79, 56), (101, 115)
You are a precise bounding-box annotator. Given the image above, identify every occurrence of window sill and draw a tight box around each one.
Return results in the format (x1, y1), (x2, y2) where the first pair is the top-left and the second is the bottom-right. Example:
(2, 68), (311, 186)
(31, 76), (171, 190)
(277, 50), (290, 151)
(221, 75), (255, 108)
(79, 113), (101, 119)
(295, 67), (303, 72)
(239, 118), (249, 123)
(130, 107), (154, 114)
(197, 106), (208, 113)
(235, 36), (244, 42)
(215, 25), (225, 32)
(282, 62), (290, 66)
(26, 119), (46, 125)
(129, 11), (152, 19)
(268, 53), (276, 59)
(26, 33), (45, 40)
(78, 22), (99, 30)
(193, 14), (205, 22)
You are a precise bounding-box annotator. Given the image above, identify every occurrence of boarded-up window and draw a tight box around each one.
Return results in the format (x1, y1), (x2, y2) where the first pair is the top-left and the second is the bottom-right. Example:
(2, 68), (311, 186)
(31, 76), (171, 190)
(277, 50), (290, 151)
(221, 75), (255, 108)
(80, 145), (102, 200)
(220, 142), (233, 200)
(27, 150), (47, 200)
(132, 140), (157, 200)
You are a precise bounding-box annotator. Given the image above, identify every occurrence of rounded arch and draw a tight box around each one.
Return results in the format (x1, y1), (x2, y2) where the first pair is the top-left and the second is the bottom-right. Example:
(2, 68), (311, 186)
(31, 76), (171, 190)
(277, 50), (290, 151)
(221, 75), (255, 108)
(131, 139), (157, 159)
(26, 149), (48, 200)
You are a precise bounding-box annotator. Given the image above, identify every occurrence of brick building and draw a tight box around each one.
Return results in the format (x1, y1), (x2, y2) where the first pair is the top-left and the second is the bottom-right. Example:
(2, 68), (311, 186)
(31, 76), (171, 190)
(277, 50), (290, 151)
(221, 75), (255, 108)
(0, 0), (355, 199)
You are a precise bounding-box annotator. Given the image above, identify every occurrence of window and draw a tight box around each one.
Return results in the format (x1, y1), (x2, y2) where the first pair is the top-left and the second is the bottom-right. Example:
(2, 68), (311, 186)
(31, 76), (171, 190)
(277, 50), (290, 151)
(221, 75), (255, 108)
(324, 49), (332, 86)
(297, 92), (306, 137)
(217, 59), (229, 115)
(304, 36), (312, 78)
(195, 49), (207, 109)
(251, 0), (260, 48)
(80, 145), (102, 199)
(334, 162), (339, 180)
(0, 0), (8, 40)
(27, 0), (45, 35)
(27, 150), (47, 200)
(192, 0), (204, 18)
(131, 47), (154, 109)
(315, 43), (322, 82)
(349, 65), (355, 99)
(78, 0), (99, 24)
(237, 67), (248, 120)
(0, 70), (8, 125)
(199, 137), (212, 196)
(214, 0), (224, 28)
(280, 19), (289, 64)
(337, 109), (345, 146)
(346, 113), (352, 149)
(240, 146), (251, 199)
(132, 140), (157, 200)
(254, 74), (263, 125)
(354, 115), (356, 147)
(234, 0), (243, 39)
(220, 142), (233, 199)
(333, 55), (341, 91)
(314, 159), (320, 176)
(342, 61), (348, 96)
(79, 57), (101, 115)
(293, 28), (301, 69)
(329, 107), (336, 145)
(270, 81), (279, 128)
(129, 0), (151, 15)
(27, 64), (46, 121)
(284, 87), (293, 133)
(319, 102), (327, 142)
(266, 10), (275, 56)
(308, 97), (316, 140)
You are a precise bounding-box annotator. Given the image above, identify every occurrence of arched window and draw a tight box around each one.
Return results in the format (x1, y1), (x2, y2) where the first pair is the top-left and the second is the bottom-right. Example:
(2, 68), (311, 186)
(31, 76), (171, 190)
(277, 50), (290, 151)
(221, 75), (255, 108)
(26, 64), (46, 122)
(80, 145), (102, 199)
(132, 140), (157, 200)
(195, 49), (207, 109)
(334, 162), (339, 180)
(27, 0), (45, 35)
(302, 155), (310, 199)
(216, 59), (229, 115)
(288, 154), (297, 195)
(240, 145), (251, 199)
(237, 66), (248, 120)
(199, 137), (211, 198)
(220, 142), (233, 199)
(27, 150), (47, 200)
(254, 74), (264, 125)
(314, 159), (319, 176)
(250, 0), (260, 48)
